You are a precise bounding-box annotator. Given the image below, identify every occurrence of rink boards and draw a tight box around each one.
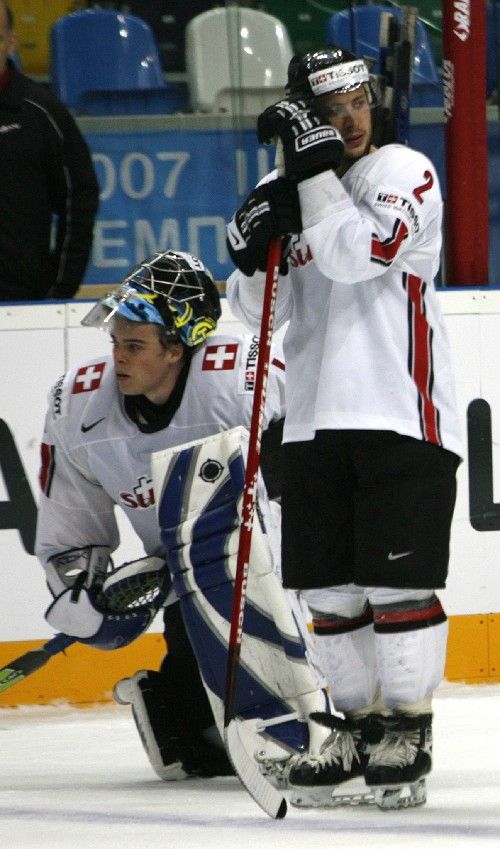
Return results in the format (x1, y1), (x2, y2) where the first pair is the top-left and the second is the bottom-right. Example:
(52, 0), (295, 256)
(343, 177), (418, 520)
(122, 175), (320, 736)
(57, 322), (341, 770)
(0, 290), (499, 705)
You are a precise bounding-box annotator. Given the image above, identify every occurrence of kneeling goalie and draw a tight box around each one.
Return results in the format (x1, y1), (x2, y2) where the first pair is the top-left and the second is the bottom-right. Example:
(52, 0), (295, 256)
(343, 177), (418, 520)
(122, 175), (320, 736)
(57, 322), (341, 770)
(35, 250), (331, 784)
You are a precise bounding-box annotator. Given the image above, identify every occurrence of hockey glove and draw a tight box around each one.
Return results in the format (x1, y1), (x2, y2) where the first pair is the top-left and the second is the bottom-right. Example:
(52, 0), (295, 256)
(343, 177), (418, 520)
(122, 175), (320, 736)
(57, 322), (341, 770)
(257, 98), (345, 181)
(45, 554), (169, 649)
(226, 177), (301, 277)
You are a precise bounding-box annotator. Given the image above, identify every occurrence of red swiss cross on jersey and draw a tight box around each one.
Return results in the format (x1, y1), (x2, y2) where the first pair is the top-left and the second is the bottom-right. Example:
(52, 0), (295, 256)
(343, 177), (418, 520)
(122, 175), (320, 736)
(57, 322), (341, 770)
(202, 343), (238, 371)
(72, 362), (106, 393)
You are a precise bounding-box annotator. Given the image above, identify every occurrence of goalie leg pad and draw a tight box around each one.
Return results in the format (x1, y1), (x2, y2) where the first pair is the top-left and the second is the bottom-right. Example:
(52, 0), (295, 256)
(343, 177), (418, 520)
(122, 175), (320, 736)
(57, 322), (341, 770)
(114, 604), (234, 781)
(152, 427), (332, 767)
(114, 666), (234, 780)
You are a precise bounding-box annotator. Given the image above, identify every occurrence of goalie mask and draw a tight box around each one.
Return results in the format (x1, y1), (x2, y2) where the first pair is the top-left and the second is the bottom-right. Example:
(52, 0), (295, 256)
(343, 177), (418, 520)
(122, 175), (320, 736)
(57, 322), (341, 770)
(286, 45), (378, 105)
(82, 251), (221, 348)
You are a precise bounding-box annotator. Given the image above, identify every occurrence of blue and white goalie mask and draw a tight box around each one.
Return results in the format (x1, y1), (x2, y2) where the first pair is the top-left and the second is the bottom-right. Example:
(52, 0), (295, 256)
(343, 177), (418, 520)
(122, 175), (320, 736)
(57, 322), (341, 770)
(81, 250), (221, 348)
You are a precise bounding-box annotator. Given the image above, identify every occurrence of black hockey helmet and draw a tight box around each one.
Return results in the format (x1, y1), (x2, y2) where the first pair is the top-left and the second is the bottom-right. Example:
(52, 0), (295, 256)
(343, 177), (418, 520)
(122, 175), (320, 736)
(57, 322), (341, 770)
(286, 45), (378, 105)
(82, 250), (221, 348)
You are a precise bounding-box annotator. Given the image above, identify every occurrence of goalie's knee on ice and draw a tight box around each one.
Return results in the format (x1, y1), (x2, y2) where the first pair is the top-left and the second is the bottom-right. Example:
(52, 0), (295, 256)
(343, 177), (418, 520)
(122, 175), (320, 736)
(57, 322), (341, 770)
(114, 667), (234, 780)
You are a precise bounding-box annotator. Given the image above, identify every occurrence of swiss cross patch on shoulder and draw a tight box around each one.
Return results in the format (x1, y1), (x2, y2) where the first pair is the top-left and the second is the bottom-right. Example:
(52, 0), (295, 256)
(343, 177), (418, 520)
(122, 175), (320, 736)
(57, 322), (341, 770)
(202, 343), (238, 371)
(72, 362), (106, 393)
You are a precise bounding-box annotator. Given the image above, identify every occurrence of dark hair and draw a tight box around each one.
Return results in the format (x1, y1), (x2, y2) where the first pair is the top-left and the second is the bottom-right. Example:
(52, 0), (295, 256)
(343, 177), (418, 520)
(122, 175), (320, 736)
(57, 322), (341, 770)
(114, 314), (188, 355)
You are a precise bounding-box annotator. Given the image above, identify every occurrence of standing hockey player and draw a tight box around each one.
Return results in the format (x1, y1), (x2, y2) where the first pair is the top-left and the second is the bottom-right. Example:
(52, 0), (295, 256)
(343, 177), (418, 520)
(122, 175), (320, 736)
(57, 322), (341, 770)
(35, 249), (290, 782)
(226, 47), (463, 809)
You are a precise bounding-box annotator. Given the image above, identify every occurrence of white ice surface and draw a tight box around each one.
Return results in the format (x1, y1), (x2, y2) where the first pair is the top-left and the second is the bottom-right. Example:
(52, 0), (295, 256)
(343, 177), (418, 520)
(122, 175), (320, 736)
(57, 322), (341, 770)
(1, 681), (499, 849)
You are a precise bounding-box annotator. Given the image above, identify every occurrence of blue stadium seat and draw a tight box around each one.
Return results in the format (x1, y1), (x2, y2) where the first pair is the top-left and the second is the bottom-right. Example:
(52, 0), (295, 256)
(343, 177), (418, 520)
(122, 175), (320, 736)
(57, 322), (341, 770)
(325, 4), (443, 107)
(50, 8), (187, 115)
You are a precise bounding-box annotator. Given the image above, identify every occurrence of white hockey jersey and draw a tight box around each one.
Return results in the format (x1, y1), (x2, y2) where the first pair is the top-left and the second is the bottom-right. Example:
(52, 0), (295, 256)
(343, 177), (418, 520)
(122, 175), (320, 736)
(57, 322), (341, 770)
(35, 333), (285, 568)
(227, 144), (463, 457)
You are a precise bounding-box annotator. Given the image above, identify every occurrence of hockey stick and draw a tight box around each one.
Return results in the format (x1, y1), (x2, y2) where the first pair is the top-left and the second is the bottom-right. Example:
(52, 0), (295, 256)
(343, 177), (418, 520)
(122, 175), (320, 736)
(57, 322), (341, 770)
(0, 558), (169, 695)
(0, 632), (76, 694)
(391, 6), (417, 145)
(348, 0), (359, 55)
(224, 235), (287, 820)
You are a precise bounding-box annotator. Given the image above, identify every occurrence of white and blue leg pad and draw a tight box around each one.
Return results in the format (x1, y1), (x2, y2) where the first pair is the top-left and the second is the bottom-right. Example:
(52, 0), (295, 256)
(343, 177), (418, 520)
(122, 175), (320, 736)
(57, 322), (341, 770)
(151, 426), (331, 768)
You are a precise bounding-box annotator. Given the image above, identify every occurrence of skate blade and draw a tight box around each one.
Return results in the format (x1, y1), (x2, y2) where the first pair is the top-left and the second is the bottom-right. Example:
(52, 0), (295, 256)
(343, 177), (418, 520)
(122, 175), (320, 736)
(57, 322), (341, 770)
(290, 776), (374, 808)
(371, 778), (427, 810)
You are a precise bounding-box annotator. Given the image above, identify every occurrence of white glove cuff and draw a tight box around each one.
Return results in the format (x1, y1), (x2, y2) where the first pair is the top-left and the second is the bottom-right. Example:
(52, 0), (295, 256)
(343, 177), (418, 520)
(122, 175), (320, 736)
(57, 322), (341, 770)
(45, 545), (111, 597)
(45, 588), (104, 638)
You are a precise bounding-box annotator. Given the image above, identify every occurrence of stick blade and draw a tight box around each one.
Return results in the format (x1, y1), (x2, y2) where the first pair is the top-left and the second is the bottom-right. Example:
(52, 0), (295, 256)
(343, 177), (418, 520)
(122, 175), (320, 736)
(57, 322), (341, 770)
(0, 649), (50, 693)
(0, 667), (26, 692)
(224, 718), (287, 819)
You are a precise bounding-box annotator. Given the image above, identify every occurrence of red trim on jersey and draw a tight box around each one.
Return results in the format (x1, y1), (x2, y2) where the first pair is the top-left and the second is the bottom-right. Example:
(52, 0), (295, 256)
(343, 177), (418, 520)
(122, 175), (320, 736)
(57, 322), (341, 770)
(371, 219), (409, 266)
(39, 442), (55, 496)
(404, 273), (441, 446)
(271, 357), (285, 371)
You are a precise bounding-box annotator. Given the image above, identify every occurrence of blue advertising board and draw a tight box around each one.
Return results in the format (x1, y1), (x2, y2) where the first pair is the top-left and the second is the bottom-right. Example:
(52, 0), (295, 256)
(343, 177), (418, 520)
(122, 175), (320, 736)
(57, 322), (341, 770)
(82, 117), (499, 287)
(82, 126), (273, 285)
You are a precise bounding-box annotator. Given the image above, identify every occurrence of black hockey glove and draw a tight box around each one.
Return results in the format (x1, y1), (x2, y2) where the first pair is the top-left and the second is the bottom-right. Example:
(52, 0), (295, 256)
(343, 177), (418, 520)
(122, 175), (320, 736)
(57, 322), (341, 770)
(257, 98), (345, 181)
(226, 177), (302, 276)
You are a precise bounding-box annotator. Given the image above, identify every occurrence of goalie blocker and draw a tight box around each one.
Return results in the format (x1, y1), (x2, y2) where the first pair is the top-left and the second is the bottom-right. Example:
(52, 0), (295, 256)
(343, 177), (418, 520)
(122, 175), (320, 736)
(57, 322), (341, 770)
(150, 426), (334, 787)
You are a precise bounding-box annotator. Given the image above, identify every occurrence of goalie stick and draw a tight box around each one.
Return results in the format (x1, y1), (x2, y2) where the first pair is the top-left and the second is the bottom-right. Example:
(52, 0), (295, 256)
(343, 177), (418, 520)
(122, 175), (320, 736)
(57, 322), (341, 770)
(0, 632), (76, 694)
(223, 235), (287, 820)
(0, 557), (168, 695)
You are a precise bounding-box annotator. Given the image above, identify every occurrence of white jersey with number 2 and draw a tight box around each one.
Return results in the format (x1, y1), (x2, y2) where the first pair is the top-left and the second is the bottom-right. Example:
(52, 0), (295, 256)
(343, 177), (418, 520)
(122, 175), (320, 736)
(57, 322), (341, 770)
(227, 143), (463, 457)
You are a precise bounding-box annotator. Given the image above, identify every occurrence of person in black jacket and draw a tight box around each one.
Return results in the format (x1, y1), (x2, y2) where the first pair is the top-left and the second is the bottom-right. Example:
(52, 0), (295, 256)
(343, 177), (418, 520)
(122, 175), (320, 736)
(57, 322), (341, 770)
(0, 2), (99, 301)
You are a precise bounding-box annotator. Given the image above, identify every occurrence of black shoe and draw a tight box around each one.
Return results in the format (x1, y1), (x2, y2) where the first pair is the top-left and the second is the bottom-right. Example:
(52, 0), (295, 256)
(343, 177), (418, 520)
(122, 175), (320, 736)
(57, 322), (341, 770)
(364, 713), (432, 809)
(114, 670), (189, 780)
(288, 714), (373, 807)
(114, 671), (234, 780)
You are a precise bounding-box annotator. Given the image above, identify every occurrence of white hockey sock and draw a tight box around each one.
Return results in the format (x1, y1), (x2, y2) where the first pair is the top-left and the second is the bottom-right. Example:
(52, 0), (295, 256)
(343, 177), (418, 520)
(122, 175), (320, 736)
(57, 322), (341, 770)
(308, 613), (380, 714)
(373, 598), (448, 710)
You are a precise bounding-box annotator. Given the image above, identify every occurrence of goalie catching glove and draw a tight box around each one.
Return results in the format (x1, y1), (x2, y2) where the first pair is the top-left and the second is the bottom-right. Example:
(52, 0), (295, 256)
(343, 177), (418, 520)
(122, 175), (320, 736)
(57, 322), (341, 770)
(257, 97), (345, 181)
(44, 549), (170, 649)
(226, 177), (301, 277)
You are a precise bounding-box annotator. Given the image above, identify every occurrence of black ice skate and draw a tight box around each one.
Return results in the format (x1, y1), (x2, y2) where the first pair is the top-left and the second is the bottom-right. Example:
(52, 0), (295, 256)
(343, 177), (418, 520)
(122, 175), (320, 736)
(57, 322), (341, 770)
(364, 713), (433, 809)
(114, 670), (234, 781)
(288, 714), (379, 808)
(114, 670), (189, 780)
